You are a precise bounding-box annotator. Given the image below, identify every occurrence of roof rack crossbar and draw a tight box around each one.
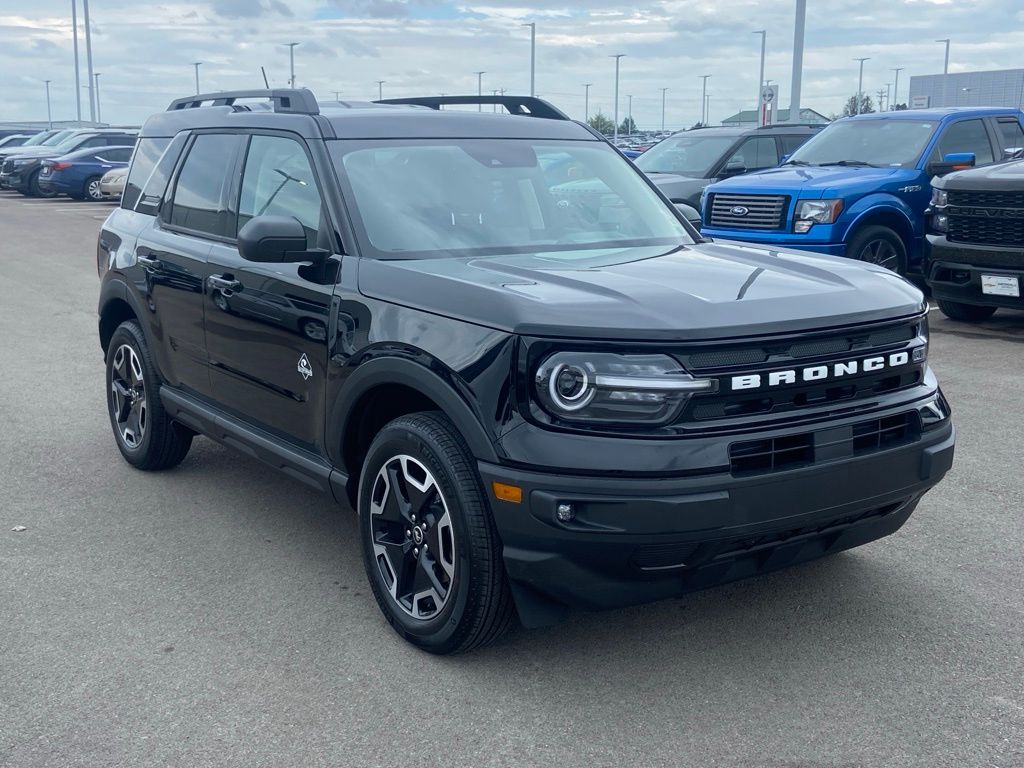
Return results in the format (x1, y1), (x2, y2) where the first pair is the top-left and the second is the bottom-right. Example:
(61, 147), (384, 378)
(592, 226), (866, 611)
(167, 88), (319, 115)
(375, 95), (569, 121)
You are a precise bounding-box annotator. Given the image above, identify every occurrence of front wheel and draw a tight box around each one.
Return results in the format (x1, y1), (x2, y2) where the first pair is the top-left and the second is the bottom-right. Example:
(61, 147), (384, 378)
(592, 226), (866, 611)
(937, 299), (997, 323)
(358, 412), (515, 654)
(83, 175), (105, 201)
(847, 225), (907, 275)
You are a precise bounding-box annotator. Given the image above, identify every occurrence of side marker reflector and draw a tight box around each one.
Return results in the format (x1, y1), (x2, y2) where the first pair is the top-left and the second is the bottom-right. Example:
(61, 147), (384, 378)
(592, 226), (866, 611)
(492, 482), (523, 504)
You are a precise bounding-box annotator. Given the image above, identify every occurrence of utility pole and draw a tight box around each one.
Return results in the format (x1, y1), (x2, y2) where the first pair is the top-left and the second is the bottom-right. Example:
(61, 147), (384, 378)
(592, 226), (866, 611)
(583, 83), (592, 122)
(192, 62), (201, 95)
(94, 72), (102, 124)
(885, 83), (891, 111)
(83, 0), (95, 122)
(44, 80), (53, 130)
(333, 90), (342, 101)
(699, 74), (711, 125)
(522, 23), (535, 96)
(753, 30), (766, 126)
(610, 55), (625, 141)
(376, 80), (385, 100)
(284, 42), (299, 87)
(660, 87), (668, 132)
(71, 0), (81, 122)
(876, 88), (886, 112)
(788, 0), (806, 123)
(474, 71), (485, 111)
(854, 57), (870, 115)
(891, 67), (904, 110)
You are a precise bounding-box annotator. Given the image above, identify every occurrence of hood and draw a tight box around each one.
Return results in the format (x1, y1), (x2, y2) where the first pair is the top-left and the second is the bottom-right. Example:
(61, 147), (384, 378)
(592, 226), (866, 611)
(712, 165), (916, 198)
(357, 242), (924, 341)
(3, 147), (60, 160)
(937, 159), (1024, 192)
(647, 173), (711, 204)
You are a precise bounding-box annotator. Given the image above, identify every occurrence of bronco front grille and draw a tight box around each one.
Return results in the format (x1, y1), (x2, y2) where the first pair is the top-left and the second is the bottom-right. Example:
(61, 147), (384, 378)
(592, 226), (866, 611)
(707, 193), (789, 230)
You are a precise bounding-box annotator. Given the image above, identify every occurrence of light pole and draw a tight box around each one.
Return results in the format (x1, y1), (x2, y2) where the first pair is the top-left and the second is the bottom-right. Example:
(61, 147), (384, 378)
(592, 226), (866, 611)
(698, 74), (711, 125)
(627, 94), (632, 135)
(522, 23), (535, 97)
(44, 80), (53, 130)
(192, 62), (201, 95)
(94, 72), (102, 124)
(937, 38), (950, 74)
(376, 80), (385, 100)
(474, 71), (485, 111)
(610, 54), (625, 141)
(854, 57), (870, 115)
(891, 67), (904, 110)
(284, 42), (299, 87)
(753, 30), (766, 126)
(660, 87), (668, 132)
(937, 37), (951, 107)
(71, 0), (82, 122)
(789, 0), (806, 124)
(83, 0), (95, 122)
(583, 83), (592, 122)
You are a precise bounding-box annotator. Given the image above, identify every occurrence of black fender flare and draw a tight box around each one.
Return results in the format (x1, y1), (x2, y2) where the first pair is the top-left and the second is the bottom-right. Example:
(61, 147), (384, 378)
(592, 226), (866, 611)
(327, 355), (500, 476)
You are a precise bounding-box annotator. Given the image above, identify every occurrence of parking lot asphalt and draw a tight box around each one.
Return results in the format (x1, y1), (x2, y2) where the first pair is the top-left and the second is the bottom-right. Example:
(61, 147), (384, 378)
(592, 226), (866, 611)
(1, 190), (1022, 768)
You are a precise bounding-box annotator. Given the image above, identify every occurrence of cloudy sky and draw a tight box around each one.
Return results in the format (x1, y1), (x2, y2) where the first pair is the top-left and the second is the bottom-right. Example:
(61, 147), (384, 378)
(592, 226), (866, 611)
(2, 0), (1023, 129)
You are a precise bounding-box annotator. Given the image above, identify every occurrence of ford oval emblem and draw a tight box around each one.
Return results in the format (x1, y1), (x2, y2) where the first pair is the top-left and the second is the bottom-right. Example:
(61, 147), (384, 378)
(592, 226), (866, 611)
(730, 205), (750, 216)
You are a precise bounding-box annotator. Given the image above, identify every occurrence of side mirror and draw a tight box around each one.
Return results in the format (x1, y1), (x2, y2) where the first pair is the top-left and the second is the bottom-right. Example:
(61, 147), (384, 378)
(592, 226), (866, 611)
(780, 153), (792, 165)
(721, 159), (747, 178)
(238, 215), (320, 264)
(928, 152), (976, 177)
(1003, 147), (1024, 160)
(674, 202), (702, 230)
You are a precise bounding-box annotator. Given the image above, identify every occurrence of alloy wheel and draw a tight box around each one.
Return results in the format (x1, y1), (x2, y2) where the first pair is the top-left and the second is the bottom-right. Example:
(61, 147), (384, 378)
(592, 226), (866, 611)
(110, 344), (147, 449)
(857, 238), (900, 271)
(369, 455), (456, 620)
(87, 179), (104, 201)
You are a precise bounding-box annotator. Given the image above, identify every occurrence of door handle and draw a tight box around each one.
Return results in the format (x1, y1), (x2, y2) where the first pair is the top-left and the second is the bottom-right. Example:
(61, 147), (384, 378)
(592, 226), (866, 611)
(136, 254), (160, 269)
(208, 274), (242, 294)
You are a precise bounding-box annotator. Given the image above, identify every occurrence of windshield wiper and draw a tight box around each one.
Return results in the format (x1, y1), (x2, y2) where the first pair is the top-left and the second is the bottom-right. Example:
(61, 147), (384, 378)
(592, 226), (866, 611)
(781, 159), (812, 166)
(818, 160), (878, 167)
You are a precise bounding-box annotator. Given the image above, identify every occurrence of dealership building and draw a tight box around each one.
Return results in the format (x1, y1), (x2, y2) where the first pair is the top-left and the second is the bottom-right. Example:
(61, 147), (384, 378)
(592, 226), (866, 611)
(908, 68), (1024, 109)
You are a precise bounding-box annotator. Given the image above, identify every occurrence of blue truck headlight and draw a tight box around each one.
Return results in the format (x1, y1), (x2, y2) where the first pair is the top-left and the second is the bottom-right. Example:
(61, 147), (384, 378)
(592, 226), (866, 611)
(534, 352), (716, 426)
(794, 199), (843, 233)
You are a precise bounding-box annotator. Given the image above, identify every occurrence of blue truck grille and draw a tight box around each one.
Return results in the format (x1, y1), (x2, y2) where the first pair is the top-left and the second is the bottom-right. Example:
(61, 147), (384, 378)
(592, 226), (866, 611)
(707, 193), (789, 230)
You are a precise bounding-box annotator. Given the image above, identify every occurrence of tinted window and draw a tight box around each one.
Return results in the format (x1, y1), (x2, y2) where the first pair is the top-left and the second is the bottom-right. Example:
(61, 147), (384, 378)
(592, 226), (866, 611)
(169, 134), (242, 238)
(935, 120), (994, 165)
(122, 137), (170, 211)
(238, 135), (322, 248)
(77, 136), (108, 150)
(726, 136), (778, 171)
(105, 134), (136, 146)
(102, 147), (133, 163)
(780, 134), (811, 155)
(635, 134), (739, 177)
(995, 119), (1024, 156)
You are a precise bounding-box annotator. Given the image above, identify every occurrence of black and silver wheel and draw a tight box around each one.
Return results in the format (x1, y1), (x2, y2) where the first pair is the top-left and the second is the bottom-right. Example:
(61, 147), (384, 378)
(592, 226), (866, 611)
(105, 320), (193, 470)
(84, 176), (104, 201)
(847, 225), (908, 275)
(358, 412), (515, 654)
(937, 299), (997, 323)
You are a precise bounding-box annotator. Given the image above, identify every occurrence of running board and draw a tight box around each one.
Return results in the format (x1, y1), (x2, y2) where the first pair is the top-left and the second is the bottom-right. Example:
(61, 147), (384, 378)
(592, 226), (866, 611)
(160, 387), (348, 504)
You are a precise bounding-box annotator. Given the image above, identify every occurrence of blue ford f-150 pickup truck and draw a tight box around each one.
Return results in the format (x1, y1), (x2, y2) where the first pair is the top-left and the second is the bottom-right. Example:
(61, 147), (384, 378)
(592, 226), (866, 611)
(700, 108), (1024, 276)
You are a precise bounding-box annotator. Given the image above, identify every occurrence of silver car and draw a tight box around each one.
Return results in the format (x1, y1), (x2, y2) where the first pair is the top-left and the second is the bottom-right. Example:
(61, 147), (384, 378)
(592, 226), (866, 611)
(99, 166), (128, 200)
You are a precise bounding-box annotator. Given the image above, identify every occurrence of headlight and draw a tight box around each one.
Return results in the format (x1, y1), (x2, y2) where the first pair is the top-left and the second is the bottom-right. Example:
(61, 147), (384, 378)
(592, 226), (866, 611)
(534, 351), (716, 426)
(12, 158), (34, 167)
(794, 199), (843, 233)
(930, 188), (948, 207)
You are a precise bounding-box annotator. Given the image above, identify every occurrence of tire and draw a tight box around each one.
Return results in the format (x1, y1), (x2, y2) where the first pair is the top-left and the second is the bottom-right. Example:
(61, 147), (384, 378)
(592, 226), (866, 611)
(105, 320), (193, 470)
(27, 171), (57, 198)
(83, 175), (104, 201)
(358, 412), (515, 654)
(846, 225), (907, 275)
(937, 299), (997, 323)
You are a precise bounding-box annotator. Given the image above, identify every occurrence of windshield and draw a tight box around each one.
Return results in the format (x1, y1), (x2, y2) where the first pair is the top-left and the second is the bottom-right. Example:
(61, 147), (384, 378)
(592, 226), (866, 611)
(634, 134), (739, 177)
(331, 139), (691, 259)
(41, 130), (76, 147)
(788, 119), (937, 168)
(21, 132), (53, 147)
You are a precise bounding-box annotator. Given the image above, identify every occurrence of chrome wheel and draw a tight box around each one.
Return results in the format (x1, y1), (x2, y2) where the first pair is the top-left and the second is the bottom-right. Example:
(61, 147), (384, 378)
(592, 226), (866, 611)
(369, 455), (456, 620)
(87, 179), (104, 201)
(856, 238), (900, 271)
(109, 344), (147, 449)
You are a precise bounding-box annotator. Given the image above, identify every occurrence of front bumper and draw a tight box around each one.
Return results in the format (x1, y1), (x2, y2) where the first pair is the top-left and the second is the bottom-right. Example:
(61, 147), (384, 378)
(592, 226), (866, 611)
(481, 418), (954, 626)
(927, 235), (1024, 309)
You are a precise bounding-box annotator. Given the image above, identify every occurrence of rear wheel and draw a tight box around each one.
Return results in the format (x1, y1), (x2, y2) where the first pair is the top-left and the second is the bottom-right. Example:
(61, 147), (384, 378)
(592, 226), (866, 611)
(937, 299), (997, 323)
(83, 175), (104, 201)
(358, 412), (515, 654)
(847, 225), (907, 275)
(27, 170), (57, 198)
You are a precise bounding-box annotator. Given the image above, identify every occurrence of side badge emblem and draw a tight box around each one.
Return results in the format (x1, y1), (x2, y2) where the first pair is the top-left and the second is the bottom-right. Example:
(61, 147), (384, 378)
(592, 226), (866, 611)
(297, 353), (313, 381)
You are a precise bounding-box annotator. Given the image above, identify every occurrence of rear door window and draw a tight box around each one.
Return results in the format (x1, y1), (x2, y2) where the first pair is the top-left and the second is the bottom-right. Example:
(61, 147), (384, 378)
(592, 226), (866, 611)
(122, 137), (170, 211)
(934, 119), (995, 165)
(725, 136), (779, 171)
(167, 134), (244, 239)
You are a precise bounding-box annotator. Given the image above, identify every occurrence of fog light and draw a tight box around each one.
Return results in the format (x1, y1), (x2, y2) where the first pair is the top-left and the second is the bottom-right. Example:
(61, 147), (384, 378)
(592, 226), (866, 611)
(556, 503), (575, 523)
(794, 220), (814, 234)
(912, 346), (927, 363)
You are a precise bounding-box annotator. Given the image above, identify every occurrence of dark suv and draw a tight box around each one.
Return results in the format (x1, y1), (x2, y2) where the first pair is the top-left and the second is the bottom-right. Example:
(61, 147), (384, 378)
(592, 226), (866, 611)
(1, 128), (137, 196)
(634, 124), (823, 210)
(97, 90), (954, 654)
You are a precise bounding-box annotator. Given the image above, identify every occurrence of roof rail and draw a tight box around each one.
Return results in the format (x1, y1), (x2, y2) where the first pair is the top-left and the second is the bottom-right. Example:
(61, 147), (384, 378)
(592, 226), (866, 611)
(375, 95), (569, 120)
(167, 88), (319, 115)
(756, 122), (825, 129)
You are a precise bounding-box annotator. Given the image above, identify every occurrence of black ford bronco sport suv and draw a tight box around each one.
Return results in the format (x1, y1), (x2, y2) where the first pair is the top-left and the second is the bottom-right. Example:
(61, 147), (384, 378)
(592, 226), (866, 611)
(97, 89), (954, 654)
(927, 158), (1024, 321)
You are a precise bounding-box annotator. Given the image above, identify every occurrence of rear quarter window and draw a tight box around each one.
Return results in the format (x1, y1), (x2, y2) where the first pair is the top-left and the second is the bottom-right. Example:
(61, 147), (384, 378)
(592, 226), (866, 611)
(122, 138), (171, 211)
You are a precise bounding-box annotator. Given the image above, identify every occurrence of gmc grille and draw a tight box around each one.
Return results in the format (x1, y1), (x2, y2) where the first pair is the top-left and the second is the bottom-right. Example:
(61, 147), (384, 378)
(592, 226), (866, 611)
(708, 193), (789, 230)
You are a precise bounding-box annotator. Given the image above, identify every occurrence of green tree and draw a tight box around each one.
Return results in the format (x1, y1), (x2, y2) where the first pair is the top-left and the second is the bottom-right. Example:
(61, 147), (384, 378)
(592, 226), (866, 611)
(690, 121), (706, 129)
(587, 111), (615, 135)
(619, 116), (637, 135)
(842, 94), (875, 117)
